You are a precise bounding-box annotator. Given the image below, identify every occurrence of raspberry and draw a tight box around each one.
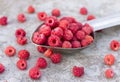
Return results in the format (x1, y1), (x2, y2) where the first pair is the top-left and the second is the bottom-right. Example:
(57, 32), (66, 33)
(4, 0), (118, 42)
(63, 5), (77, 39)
(4, 46), (16, 57)
(18, 50), (30, 60)
(59, 20), (69, 30)
(76, 30), (85, 40)
(62, 41), (72, 48)
(72, 36), (78, 41)
(48, 35), (61, 47)
(60, 17), (76, 23)
(50, 53), (62, 64)
(72, 40), (81, 48)
(52, 8), (61, 17)
(72, 66), (84, 77)
(68, 23), (80, 34)
(17, 13), (26, 23)
(104, 54), (115, 66)
(37, 46), (47, 53)
(44, 49), (53, 57)
(87, 15), (95, 20)
(82, 23), (93, 35)
(17, 36), (27, 45)
(29, 67), (41, 79)
(63, 30), (73, 41)
(15, 28), (26, 37)
(37, 12), (47, 21)
(77, 22), (83, 30)
(80, 7), (88, 15)
(0, 63), (5, 73)
(38, 25), (51, 37)
(110, 40), (119, 51)
(105, 68), (114, 78)
(84, 35), (94, 44)
(16, 59), (27, 70)
(0, 16), (8, 26)
(36, 57), (47, 69)
(27, 5), (35, 14)
(81, 39), (89, 47)
(51, 27), (63, 38)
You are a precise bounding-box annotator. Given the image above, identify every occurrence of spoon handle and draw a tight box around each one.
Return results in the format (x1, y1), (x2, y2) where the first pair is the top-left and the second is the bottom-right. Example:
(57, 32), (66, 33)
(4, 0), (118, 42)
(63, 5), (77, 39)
(87, 13), (120, 31)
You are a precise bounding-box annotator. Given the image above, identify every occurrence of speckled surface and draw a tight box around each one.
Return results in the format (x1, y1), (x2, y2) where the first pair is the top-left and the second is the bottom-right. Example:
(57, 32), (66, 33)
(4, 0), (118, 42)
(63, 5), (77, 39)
(0, 0), (120, 82)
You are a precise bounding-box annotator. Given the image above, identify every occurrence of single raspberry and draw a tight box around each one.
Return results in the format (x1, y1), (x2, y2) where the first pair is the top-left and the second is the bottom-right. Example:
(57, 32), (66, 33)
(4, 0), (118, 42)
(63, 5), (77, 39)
(18, 50), (30, 60)
(37, 46), (47, 53)
(0, 16), (8, 26)
(104, 54), (115, 66)
(72, 40), (81, 48)
(44, 48), (53, 57)
(36, 57), (47, 69)
(63, 30), (73, 41)
(0, 63), (5, 73)
(62, 41), (72, 48)
(52, 8), (61, 17)
(105, 68), (114, 78)
(51, 27), (63, 38)
(17, 13), (26, 23)
(27, 5), (35, 14)
(37, 12), (47, 21)
(84, 35), (94, 44)
(82, 23), (93, 35)
(80, 7), (88, 15)
(38, 25), (51, 37)
(16, 59), (27, 70)
(60, 17), (76, 23)
(72, 66), (84, 77)
(15, 28), (26, 37)
(72, 36), (78, 41)
(87, 15), (95, 20)
(50, 53), (62, 64)
(81, 39), (89, 47)
(48, 35), (62, 47)
(59, 20), (69, 30)
(29, 67), (41, 79)
(17, 36), (27, 45)
(69, 23), (81, 34)
(75, 30), (85, 40)
(110, 40), (119, 51)
(4, 46), (16, 57)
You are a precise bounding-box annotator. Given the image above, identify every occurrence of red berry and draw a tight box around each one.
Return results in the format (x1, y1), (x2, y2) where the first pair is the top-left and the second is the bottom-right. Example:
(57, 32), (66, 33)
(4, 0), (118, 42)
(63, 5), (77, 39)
(44, 49), (53, 57)
(29, 67), (41, 79)
(16, 59), (27, 70)
(15, 28), (26, 37)
(110, 40), (119, 51)
(104, 54), (115, 66)
(84, 35), (94, 44)
(36, 57), (47, 69)
(37, 12), (47, 21)
(87, 15), (95, 20)
(63, 30), (73, 41)
(17, 36), (27, 45)
(51, 27), (63, 38)
(59, 20), (69, 30)
(62, 41), (72, 48)
(0, 16), (8, 26)
(82, 23), (93, 35)
(81, 39), (89, 47)
(77, 22), (83, 29)
(80, 7), (88, 15)
(72, 66), (84, 77)
(69, 23), (80, 34)
(18, 50), (30, 60)
(72, 40), (81, 48)
(4, 46), (16, 57)
(37, 46), (47, 53)
(27, 5), (35, 13)
(105, 68), (114, 78)
(50, 53), (62, 64)
(60, 17), (76, 23)
(52, 8), (61, 17)
(76, 30), (85, 40)
(17, 13), (26, 23)
(0, 63), (5, 73)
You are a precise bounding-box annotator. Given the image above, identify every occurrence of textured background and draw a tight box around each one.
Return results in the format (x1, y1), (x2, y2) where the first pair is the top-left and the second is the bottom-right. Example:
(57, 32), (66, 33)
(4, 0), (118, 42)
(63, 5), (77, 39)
(0, 0), (120, 82)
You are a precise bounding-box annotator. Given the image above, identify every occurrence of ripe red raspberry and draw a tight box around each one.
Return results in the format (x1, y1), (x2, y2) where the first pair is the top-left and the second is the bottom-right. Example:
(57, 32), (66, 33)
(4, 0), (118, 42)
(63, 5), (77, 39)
(84, 35), (94, 44)
(105, 68), (114, 78)
(72, 40), (81, 48)
(4, 46), (16, 57)
(37, 12), (47, 21)
(15, 28), (26, 37)
(38, 25), (51, 37)
(17, 36), (27, 45)
(0, 63), (5, 73)
(16, 59), (27, 70)
(44, 49), (53, 57)
(69, 23), (80, 34)
(29, 67), (41, 79)
(51, 27), (63, 38)
(48, 35), (62, 47)
(63, 30), (73, 41)
(82, 23), (93, 35)
(62, 41), (72, 48)
(37, 46), (47, 53)
(72, 66), (84, 77)
(36, 57), (47, 69)
(27, 5), (35, 14)
(77, 22), (83, 29)
(0, 16), (8, 26)
(17, 13), (26, 23)
(80, 7), (88, 15)
(52, 8), (61, 17)
(110, 40), (119, 51)
(104, 54), (115, 66)
(50, 53), (62, 64)
(18, 50), (30, 60)
(87, 14), (95, 20)
(75, 30), (85, 40)
(60, 17), (76, 23)
(81, 39), (89, 47)
(59, 20), (69, 30)
(72, 36), (78, 41)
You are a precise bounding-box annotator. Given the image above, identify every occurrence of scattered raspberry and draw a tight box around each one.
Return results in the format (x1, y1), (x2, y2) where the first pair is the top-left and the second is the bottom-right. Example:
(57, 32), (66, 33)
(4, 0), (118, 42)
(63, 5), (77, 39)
(80, 7), (88, 15)
(87, 14), (95, 20)
(37, 46), (47, 53)
(37, 12), (47, 21)
(110, 40), (119, 51)
(52, 8), (61, 17)
(16, 59), (27, 70)
(36, 57), (47, 69)
(68, 23), (80, 34)
(29, 67), (41, 80)
(15, 28), (26, 37)
(60, 17), (76, 23)
(50, 53), (62, 64)
(59, 20), (69, 30)
(72, 66), (84, 77)
(4, 46), (16, 57)
(84, 35), (94, 44)
(27, 5), (35, 14)
(72, 40), (81, 48)
(44, 48), (53, 57)
(82, 23), (93, 35)
(63, 30), (73, 41)
(81, 39), (89, 47)
(104, 54), (115, 66)
(17, 36), (27, 45)
(17, 13), (26, 23)
(0, 16), (8, 26)
(51, 27), (63, 38)
(105, 68), (114, 78)
(0, 63), (5, 73)
(18, 50), (30, 60)
(76, 30), (85, 40)
(62, 41), (72, 48)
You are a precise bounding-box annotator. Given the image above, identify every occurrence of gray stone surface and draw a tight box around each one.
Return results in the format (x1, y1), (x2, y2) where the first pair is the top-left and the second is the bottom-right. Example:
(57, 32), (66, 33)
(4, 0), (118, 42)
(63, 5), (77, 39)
(0, 0), (120, 82)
